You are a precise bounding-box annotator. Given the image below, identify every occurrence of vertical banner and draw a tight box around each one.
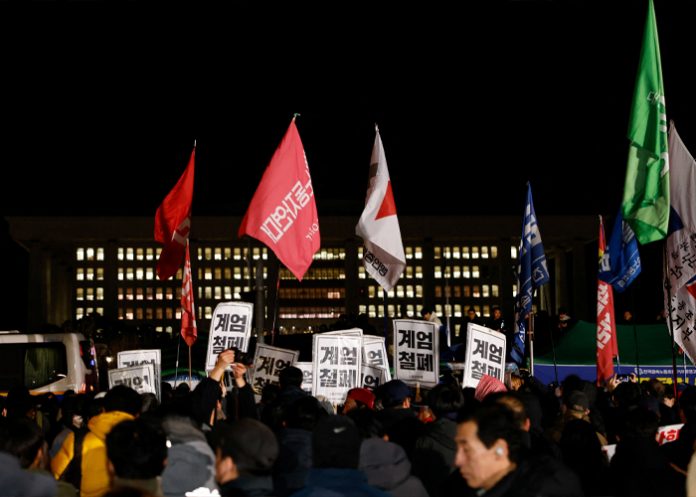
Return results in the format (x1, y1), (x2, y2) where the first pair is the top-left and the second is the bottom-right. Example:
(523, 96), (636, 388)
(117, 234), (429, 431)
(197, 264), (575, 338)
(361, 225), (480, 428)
(117, 349), (162, 400)
(392, 319), (439, 388)
(205, 301), (254, 370)
(463, 323), (506, 389)
(250, 344), (299, 392)
(312, 334), (363, 404)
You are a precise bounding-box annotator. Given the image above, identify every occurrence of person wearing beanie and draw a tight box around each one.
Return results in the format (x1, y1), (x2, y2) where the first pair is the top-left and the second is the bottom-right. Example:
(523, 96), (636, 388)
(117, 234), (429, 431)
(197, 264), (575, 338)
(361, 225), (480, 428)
(290, 415), (390, 497)
(209, 418), (279, 497)
(374, 380), (424, 460)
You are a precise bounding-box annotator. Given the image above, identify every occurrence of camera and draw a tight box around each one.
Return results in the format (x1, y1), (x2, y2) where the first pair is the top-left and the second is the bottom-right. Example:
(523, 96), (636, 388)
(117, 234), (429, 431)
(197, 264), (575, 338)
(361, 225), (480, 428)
(229, 347), (254, 366)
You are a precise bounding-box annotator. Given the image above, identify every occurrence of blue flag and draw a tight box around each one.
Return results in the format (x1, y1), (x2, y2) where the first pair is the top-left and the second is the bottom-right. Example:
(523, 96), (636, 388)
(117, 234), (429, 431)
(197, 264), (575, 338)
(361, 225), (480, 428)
(511, 184), (550, 366)
(598, 208), (641, 293)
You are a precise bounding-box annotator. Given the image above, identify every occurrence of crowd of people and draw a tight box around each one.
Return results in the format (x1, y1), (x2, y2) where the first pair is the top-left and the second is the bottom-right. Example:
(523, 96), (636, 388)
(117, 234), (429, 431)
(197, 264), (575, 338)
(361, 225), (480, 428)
(1, 346), (696, 497)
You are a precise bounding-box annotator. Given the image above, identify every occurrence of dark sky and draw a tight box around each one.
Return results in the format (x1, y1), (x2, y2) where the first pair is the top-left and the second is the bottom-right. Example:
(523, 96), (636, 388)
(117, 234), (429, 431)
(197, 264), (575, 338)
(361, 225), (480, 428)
(2, 0), (696, 218)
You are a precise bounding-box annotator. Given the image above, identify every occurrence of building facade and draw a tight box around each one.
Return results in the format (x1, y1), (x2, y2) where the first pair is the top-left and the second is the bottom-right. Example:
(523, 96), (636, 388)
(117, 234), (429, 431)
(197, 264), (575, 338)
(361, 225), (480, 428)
(5, 215), (597, 339)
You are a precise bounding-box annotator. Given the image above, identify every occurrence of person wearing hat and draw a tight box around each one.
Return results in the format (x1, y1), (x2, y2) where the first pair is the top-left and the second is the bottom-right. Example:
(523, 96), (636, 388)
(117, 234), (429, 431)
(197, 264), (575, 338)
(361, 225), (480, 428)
(342, 388), (375, 414)
(290, 415), (390, 497)
(374, 380), (424, 461)
(210, 418), (279, 497)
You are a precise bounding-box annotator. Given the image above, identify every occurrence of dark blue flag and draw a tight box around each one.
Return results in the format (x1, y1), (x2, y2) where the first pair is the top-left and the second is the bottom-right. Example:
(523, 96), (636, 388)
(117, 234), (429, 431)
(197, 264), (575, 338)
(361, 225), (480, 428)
(511, 184), (550, 366)
(598, 208), (641, 293)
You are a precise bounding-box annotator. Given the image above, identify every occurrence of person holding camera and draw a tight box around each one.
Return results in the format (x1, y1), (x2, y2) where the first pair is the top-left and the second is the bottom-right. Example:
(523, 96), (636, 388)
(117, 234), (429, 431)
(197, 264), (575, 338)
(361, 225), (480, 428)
(202, 349), (259, 426)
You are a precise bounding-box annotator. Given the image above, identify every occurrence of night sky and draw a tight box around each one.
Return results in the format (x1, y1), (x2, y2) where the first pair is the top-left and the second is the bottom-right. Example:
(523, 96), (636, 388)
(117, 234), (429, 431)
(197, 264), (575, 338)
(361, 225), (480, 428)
(2, 0), (696, 220)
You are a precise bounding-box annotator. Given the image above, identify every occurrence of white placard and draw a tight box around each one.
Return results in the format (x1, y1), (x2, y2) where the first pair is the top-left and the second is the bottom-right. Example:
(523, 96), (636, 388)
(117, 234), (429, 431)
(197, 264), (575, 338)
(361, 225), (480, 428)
(462, 323), (506, 389)
(249, 344), (300, 392)
(108, 364), (156, 395)
(392, 319), (439, 388)
(361, 364), (389, 390)
(206, 301), (254, 370)
(323, 328), (363, 336)
(656, 423), (683, 445)
(362, 335), (391, 382)
(312, 334), (363, 404)
(117, 349), (161, 400)
(294, 361), (314, 393)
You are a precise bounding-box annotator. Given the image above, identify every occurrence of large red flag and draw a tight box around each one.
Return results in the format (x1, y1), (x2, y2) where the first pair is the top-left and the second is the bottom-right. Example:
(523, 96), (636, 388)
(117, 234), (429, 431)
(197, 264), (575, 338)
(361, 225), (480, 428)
(180, 241), (197, 347)
(597, 215), (618, 384)
(155, 147), (195, 280)
(238, 118), (320, 280)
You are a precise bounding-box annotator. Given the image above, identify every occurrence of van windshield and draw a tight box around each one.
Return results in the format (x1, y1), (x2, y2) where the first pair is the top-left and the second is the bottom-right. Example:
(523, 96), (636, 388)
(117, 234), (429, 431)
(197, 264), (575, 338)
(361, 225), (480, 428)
(0, 343), (67, 390)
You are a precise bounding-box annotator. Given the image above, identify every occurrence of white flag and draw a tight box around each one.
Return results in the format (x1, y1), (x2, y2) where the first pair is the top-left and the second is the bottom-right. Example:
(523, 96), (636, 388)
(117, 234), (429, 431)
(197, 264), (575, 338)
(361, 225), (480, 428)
(664, 123), (696, 363)
(356, 126), (406, 292)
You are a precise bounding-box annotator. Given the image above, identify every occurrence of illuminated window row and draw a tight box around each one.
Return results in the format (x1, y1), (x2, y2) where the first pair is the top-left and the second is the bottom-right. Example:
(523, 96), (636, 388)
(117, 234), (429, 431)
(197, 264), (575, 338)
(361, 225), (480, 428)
(434, 284), (499, 299)
(118, 267), (158, 281)
(198, 286), (243, 300)
(76, 247), (105, 262)
(75, 307), (105, 320)
(117, 287), (178, 301)
(76, 268), (104, 281)
(118, 247), (160, 261)
(279, 288), (346, 300)
(280, 267), (346, 280)
(278, 307), (346, 319)
(198, 266), (266, 281)
(367, 285), (423, 299)
(359, 246), (423, 260)
(118, 307), (179, 321)
(75, 287), (104, 301)
(434, 265), (481, 279)
(313, 248), (346, 261)
(359, 304), (407, 318)
(196, 246), (268, 262)
(436, 304), (491, 320)
(433, 246), (498, 260)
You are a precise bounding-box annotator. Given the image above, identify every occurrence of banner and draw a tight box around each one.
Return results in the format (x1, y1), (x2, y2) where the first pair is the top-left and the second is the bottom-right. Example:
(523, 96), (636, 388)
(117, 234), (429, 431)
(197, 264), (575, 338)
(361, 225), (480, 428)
(117, 349), (161, 400)
(597, 215), (618, 384)
(155, 147), (195, 280)
(238, 118), (320, 280)
(312, 334), (363, 404)
(463, 323), (506, 389)
(355, 125), (406, 291)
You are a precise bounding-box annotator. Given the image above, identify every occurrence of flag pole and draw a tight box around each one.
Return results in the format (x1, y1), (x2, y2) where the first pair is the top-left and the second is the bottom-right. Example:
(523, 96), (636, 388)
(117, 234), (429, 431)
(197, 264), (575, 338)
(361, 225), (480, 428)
(629, 287), (641, 382)
(270, 267), (281, 346)
(662, 242), (680, 398)
(542, 291), (559, 384)
(382, 290), (388, 338)
(174, 332), (182, 388)
(188, 345), (193, 389)
(528, 312), (534, 377)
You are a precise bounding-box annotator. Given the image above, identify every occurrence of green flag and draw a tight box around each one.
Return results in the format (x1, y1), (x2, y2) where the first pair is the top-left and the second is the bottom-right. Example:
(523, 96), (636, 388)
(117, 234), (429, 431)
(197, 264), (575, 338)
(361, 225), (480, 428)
(621, 0), (669, 245)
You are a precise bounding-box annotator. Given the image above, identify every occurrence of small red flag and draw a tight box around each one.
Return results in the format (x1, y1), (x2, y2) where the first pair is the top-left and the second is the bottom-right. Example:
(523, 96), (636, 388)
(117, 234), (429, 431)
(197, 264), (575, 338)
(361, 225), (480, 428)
(155, 147), (195, 280)
(597, 215), (618, 384)
(180, 242), (197, 347)
(238, 118), (320, 280)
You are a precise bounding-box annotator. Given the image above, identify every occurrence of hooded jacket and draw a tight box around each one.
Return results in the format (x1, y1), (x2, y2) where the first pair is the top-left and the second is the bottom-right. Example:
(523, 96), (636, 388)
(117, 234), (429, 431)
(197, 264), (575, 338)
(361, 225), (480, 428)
(359, 437), (428, 497)
(161, 415), (218, 497)
(51, 410), (135, 497)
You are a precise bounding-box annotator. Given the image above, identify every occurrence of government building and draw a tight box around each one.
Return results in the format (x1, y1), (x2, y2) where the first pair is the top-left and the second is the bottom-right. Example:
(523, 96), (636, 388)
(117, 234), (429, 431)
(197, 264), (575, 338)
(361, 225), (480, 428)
(4, 215), (597, 340)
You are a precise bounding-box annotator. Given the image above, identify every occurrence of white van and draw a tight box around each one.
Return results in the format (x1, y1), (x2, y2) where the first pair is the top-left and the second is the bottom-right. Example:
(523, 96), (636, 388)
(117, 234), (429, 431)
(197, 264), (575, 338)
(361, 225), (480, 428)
(0, 331), (99, 395)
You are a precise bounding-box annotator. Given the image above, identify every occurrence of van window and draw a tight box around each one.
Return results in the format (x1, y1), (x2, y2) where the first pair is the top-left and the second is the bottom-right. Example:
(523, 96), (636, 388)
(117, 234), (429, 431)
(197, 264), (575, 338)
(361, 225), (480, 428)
(0, 343), (68, 390)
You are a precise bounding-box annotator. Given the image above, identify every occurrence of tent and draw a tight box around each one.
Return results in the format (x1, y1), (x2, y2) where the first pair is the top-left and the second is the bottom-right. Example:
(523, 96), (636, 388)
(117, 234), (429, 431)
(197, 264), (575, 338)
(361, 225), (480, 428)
(534, 320), (696, 385)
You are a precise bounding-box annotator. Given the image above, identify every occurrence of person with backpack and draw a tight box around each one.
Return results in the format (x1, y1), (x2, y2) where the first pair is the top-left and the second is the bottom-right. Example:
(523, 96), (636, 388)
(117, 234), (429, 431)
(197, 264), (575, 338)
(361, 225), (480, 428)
(51, 386), (142, 497)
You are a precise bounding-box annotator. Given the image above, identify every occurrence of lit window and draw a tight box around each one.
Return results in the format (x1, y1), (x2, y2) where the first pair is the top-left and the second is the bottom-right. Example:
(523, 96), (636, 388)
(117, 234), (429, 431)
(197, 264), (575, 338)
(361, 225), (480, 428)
(443, 246), (451, 259)
(253, 248), (261, 260)
(76, 308), (84, 320)
(491, 246), (498, 258)
(406, 285), (414, 298)
(126, 248), (134, 261)
(96, 288), (104, 300)
(481, 246), (489, 259)
(415, 266), (423, 279)
(96, 268), (104, 280)
(205, 268), (213, 280)
(492, 285), (499, 297)
(463, 266), (471, 279)
(234, 248), (242, 260)
(117, 248), (124, 261)
(472, 247), (480, 259)
(511, 245), (518, 259)
(234, 268), (241, 280)
(136, 248), (144, 261)
(215, 286), (222, 300)
(76, 288), (84, 301)
(205, 248), (212, 260)
(415, 285), (423, 298)
(414, 247), (423, 259)
(86, 248), (95, 261)
(86, 268), (94, 281)
(434, 247), (441, 259)
(205, 287), (212, 299)
(434, 266), (442, 279)
(146, 268), (154, 280)
(76, 248), (84, 261)
(482, 285), (490, 298)
(214, 268), (222, 280)
(224, 287), (232, 299)
(214, 248), (222, 261)
(76, 268), (84, 281)
(146, 248), (155, 261)
(472, 266), (480, 278)
(462, 247), (470, 259)
(136, 268), (144, 280)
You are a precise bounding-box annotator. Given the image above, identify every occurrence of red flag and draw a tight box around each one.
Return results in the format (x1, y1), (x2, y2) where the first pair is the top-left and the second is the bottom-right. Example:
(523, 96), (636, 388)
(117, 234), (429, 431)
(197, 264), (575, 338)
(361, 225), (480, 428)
(155, 147), (195, 280)
(180, 242), (197, 347)
(597, 215), (618, 384)
(238, 118), (320, 280)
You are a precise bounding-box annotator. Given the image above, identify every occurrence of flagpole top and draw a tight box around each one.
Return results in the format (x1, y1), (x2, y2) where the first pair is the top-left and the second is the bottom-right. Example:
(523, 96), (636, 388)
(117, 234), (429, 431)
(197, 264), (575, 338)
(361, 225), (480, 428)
(292, 113), (301, 121)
